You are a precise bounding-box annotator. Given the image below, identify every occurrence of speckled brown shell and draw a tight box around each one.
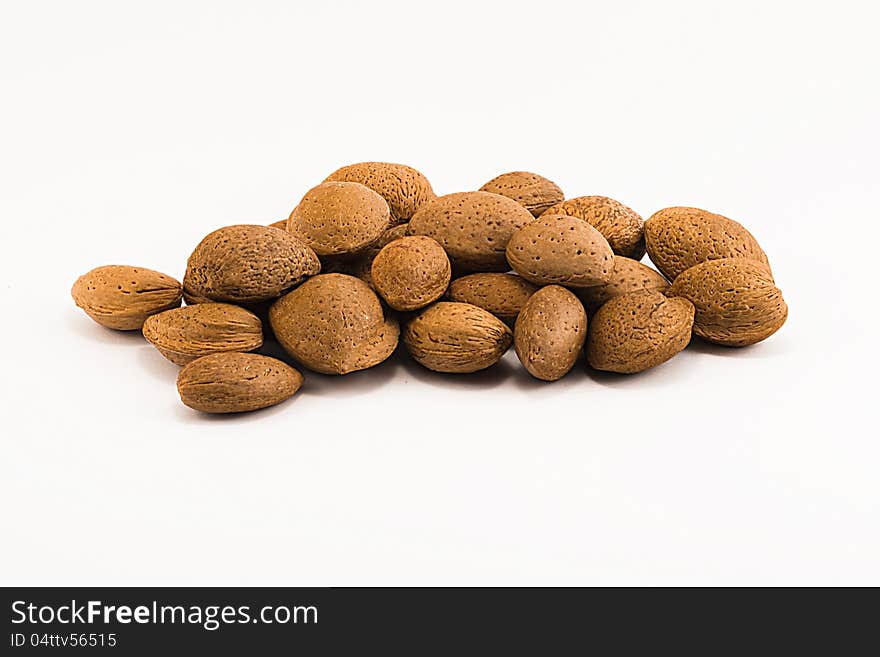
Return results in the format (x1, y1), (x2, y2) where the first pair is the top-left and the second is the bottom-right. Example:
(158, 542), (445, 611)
(668, 258), (786, 347)
(574, 256), (670, 311)
(403, 302), (513, 373)
(342, 223), (411, 289)
(479, 171), (564, 217)
(289, 181), (390, 256)
(71, 265), (182, 330)
(324, 162), (435, 225)
(371, 236), (451, 311)
(587, 291), (694, 373)
(407, 191), (535, 272)
(505, 214), (614, 287)
(185, 224), (320, 303)
(514, 286), (587, 381)
(645, 206), (770, 281)
(447, 273), (538, 323)
(269, 273), (399, 374)
(269, 219), (289, 231)
(541, 196), (645, 260)
(177, 353), (302, 414)
(142, 303), (263, 365)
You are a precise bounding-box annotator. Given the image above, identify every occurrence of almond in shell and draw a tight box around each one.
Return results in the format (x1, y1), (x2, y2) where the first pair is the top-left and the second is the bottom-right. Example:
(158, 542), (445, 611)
(514, 286), (587, 381)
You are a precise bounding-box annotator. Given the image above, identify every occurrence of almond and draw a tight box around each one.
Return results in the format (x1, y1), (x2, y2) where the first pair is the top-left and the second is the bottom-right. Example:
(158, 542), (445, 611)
(514, 286), (587, 381)
(407, 191), (534, 272)
(177, 353), (302, 414)
(185, 224), (320, 303)
(505, 213), (614, 287)
(644, 206), (770, 281)
(403, 301), (512, 373)
(371, 236), (451, 311)
(447, 273), (538, 323)
(142, 303), (263, 365)
(479, 171), (563, 217)
(324, 162), (435, 225)
(269, 273), (399, 374)
(574, 256), (669, 311)
(668, 258), (786, 347)
(71, 265), (182, 330)
(289, 181), (390, 257)
(541, 196), (645, 260)
(586, 291), (694, 373)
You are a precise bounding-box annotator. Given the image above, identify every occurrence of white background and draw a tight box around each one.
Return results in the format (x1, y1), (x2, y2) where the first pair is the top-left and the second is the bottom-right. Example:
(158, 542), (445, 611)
(1, 1), (878, 585)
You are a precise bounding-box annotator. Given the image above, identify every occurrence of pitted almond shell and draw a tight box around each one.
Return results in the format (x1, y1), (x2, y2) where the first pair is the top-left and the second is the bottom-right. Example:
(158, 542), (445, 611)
(371, 236), (451, 311)
(668, 258), (786, 347)
(541, 196), (645, 260)
(289, 181), (390, 257)
(142, 303), (263, 365)
(574, 256), (670, 311)
(71, 265), (182, 330)
(177, 353), (303, 414)
(407, 191), (535, 272)
(506, 213), (614, 287)
(514, 286), (587, 381)
(447, 273), (538, 323)
(479, 171), (564, 217)
(269, 273), (399, 375)
(185, 224), (320, 303)
(337, 223), (411, 289)
(324, 162), (435, 225)
(403, 301), (513, 373)
(645, 206), (770, 281)
(587, 291), (694, 373)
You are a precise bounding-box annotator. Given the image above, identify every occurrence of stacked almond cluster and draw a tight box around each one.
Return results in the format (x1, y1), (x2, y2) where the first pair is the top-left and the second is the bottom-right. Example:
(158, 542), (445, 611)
(71, 163), (787, 413)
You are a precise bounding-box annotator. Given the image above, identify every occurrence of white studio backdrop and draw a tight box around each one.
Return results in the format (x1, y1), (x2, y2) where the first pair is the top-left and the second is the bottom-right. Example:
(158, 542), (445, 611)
(1, 1), (878, 585)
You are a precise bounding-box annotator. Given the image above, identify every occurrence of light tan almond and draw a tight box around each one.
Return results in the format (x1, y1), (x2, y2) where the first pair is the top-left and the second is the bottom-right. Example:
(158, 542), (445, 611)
(514, 286), (587, 381)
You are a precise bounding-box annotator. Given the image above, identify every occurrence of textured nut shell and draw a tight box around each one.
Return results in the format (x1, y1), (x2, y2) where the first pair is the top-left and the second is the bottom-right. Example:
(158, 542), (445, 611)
(407, 191), (535, 272)
(289, 181), (390, 256)
(668, 258), (787, 347)
(514, 286), (587, 381)
(505, 214), (614, 287)
(447, 273), (538, 322)
(403, 302), (513, 373)
(645, 206), (770, 281)
(269, 219), (289, 231)
(324, 162), (435, 225)
(542, 196), (645, 259)
(177, 353), (302, 414)
(185, 224), (320, 303)
(371, 236), (451, 311)
(71, 265), (182, 330)
(479, 171), (564, 217)
(344, 224), (411, 289)
(587, 291), (695, 373)
(142, 303), (264, 365)
(269, 274), (399, 374)
(575, 256), (670, 311)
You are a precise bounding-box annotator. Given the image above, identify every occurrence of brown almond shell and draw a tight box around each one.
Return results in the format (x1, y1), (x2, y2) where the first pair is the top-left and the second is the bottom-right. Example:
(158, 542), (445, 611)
(479, 171), (564, 217)
(71, 265), (182, 330)
(514, 286), (587, 381)
(541, 196), (645, 260)
(574, 256), (670, 312)
(324, 162), (435, 225)
(668, 258), (786, 347)
(447, 273), (538, 323)
(586, 291), (695, 373)
(371, 236), (451, 311)
(177, 353), (302, 414)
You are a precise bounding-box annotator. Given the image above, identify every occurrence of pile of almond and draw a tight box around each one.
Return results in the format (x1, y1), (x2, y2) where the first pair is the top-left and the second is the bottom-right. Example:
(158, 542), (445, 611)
(71, 163), (787, 413)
